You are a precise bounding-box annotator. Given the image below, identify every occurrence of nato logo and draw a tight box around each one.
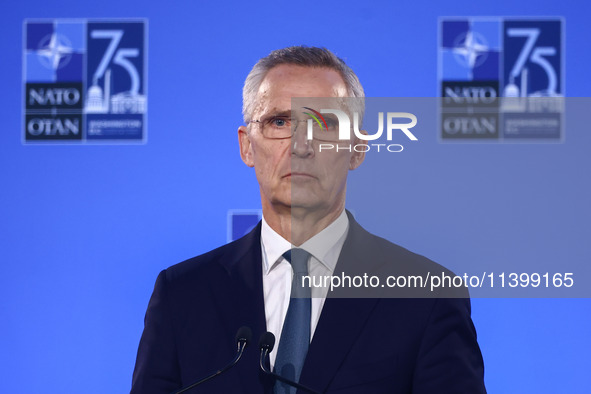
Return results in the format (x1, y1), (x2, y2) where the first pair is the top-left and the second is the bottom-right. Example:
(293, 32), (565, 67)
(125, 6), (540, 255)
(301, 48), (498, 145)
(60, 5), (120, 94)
(441, 20), (500, 82)
(227, 210), (262, 243)
(23, 20), (147, 143)
(439, 18), (563, 141)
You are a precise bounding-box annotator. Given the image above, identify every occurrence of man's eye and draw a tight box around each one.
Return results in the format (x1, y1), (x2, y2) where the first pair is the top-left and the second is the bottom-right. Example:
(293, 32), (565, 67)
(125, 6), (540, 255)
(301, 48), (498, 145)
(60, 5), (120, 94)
(325, 118), (338, 128)
(269, 117), (288, 127)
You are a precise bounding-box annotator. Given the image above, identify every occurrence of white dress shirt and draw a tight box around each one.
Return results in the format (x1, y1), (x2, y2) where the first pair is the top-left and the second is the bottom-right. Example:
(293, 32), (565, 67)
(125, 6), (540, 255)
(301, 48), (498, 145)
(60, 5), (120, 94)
(261, 210), (349, 368)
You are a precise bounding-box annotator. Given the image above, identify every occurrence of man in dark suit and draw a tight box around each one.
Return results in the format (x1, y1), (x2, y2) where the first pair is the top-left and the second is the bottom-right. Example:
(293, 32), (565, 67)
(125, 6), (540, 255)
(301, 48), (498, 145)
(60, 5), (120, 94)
(132, 46), (486, 393)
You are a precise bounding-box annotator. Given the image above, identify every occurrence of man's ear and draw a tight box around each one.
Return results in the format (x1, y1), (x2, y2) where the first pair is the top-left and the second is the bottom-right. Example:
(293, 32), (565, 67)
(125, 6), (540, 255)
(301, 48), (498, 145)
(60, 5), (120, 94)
(349, 130), (367, 170)
(238, 125), (254, 167)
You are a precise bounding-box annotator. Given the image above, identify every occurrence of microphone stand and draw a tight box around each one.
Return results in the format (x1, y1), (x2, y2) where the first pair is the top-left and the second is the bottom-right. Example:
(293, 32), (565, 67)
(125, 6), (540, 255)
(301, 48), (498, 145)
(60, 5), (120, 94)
(258, 332), (321, 394)
(172, 327), (251, 394)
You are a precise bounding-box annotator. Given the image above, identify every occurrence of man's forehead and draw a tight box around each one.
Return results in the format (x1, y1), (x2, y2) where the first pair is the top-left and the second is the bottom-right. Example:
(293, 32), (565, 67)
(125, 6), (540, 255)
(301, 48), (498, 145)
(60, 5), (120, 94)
(250, 65), (349, 119)
(257, 65), (347, 94)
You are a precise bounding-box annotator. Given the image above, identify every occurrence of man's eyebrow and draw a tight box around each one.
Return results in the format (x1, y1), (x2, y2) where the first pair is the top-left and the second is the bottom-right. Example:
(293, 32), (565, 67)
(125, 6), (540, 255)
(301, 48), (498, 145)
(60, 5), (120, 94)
(262, 109), (292, 118)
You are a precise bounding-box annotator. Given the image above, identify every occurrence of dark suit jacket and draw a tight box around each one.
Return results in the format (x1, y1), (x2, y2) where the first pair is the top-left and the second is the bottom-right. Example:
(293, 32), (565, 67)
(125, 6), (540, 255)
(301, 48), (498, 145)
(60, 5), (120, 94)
(132, 214), (486, 393)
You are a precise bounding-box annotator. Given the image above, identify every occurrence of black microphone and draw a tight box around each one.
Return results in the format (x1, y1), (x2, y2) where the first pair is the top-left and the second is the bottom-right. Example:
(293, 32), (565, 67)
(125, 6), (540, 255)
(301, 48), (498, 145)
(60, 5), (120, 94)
(258, 332), (321, 394)
(172, 326), (252, 394)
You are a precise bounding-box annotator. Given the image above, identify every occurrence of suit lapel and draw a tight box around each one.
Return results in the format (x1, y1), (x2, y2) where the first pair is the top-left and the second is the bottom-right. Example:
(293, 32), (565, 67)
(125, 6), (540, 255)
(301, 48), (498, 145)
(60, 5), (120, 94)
(299, 214), (380, 392)
(209, 222), (274, 393)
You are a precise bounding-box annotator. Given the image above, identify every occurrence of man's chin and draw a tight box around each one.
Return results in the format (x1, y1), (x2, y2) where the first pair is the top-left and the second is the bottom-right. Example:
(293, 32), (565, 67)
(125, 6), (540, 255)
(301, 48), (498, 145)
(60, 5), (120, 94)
(288, 197), (327, 215)
(266, 189), (327, 215)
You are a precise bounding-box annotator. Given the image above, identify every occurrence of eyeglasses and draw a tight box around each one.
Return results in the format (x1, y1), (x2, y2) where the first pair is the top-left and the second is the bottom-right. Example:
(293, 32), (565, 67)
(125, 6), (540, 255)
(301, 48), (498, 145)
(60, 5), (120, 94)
(248, 114), (345, 142)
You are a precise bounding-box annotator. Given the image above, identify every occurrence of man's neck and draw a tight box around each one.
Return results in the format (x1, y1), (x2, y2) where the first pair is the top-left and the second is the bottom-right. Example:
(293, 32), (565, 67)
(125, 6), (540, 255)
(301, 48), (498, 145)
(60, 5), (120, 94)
(262, 204), (345, 246)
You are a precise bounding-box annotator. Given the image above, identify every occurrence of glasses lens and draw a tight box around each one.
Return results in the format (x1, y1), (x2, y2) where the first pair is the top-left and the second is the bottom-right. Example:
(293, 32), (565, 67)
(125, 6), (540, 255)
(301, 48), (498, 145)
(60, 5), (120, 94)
(310, 116), (341, 141)
(262, 116), (292, 139)
(258, 114), (348, 141)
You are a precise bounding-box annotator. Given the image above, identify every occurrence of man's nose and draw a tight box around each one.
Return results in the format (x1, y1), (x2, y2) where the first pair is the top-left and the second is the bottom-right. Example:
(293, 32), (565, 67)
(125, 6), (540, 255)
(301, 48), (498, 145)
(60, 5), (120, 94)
(291, 120), (314, 157)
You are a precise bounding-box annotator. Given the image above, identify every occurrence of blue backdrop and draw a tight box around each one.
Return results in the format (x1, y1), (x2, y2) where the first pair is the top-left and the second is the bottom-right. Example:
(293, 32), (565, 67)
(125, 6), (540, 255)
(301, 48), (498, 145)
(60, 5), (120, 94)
(1, 0), (590, 392)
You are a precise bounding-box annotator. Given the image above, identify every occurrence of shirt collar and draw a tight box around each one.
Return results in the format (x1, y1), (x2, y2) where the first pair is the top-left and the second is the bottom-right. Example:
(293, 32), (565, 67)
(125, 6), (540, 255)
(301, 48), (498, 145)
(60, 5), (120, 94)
(261, 210), (349, 275)
(261, 216), (292, 275)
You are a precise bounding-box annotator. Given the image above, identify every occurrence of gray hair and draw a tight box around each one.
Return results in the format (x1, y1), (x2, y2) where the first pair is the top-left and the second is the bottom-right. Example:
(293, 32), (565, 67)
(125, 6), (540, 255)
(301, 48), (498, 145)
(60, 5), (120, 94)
(242, 46), (365, 123)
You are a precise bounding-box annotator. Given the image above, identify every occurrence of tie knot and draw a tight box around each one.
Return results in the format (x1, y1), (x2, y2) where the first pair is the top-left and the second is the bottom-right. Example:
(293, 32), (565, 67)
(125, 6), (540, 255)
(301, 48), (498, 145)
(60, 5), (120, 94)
(282, 248), (310, 274)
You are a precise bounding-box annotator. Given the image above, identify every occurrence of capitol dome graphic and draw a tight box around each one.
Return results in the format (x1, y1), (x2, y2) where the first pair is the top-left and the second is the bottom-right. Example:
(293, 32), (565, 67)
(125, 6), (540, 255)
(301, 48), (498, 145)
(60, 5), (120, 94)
(85, 68), (146, 114)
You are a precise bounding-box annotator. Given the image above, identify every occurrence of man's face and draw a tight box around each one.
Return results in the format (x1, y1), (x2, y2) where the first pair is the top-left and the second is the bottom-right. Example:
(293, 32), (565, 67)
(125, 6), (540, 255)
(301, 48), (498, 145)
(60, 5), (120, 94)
(238, 64), (364, 217)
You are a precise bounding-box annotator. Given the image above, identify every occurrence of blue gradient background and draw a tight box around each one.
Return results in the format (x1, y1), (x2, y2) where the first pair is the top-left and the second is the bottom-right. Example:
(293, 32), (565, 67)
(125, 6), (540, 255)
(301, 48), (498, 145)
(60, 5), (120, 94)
(0, 0), (589, 392)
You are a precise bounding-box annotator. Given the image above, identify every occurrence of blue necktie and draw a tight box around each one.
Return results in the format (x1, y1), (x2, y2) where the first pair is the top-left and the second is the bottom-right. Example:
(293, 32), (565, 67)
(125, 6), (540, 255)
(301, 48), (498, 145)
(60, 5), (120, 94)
(274, 248), (311, 394)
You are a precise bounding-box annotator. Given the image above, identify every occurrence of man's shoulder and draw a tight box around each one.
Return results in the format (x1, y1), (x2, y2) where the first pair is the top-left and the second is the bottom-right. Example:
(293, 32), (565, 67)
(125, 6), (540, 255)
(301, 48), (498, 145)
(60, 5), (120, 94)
(162, 222), (261, 285)
(348, 217), (452, 275)
(164, 242), (229, 280)
(377, 233), (451, 275)
(344, 216), (466, 297)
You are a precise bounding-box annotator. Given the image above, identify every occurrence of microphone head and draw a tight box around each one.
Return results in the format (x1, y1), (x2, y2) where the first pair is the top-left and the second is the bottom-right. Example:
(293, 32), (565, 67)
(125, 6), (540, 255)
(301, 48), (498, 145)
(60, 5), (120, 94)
(235, 326), (252, 347)
(258, 331), (276, 353)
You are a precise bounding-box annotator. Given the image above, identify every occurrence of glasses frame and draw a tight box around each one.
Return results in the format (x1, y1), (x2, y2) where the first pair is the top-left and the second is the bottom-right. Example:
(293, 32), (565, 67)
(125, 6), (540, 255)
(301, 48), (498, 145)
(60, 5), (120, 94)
(248, 114), (342, 142)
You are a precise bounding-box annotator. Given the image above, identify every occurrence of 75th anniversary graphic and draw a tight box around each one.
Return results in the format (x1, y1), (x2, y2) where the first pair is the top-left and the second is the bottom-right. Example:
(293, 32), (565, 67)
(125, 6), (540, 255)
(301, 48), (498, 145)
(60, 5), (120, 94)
(23, 19), (147, 143)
